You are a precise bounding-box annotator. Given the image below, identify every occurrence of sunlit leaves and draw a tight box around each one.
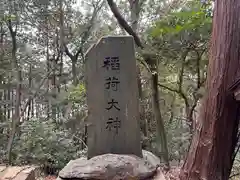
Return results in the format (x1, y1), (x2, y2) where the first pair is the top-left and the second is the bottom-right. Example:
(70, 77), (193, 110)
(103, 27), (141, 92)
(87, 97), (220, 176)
(68, 83), (86, 103)
(151, 8), (212, 38)
(0, 14), (17, 23)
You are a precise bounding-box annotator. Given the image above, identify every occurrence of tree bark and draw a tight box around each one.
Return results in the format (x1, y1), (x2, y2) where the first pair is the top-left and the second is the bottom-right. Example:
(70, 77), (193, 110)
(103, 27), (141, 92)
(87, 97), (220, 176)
(72, 58), (78, 86)
(180, 1), (240, 179)
(6, 19), (22, 164)
(26, 64), (33, 121)
(137, 67), (148, 137)
(0, 22), (4, 134)
(151, 71), (169, 168)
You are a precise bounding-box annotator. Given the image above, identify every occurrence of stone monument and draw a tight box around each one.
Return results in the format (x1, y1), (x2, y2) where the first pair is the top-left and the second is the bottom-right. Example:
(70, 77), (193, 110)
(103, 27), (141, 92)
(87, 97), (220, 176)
(85, 36), (142, 158)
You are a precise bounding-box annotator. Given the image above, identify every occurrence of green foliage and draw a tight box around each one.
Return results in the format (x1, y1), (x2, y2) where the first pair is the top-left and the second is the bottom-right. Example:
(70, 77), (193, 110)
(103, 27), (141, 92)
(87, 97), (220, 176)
(11, 119), (86, 172)
(165, 118), (191, 162)
(3, 0), (239, 177)
(150, 2), (212, 44)
(144, 2), (212, 104)
(68, 83), (86, 104)
(138, 1), (213, 165)
(151, 9), (211, 37)
(0, 14), (17, 23)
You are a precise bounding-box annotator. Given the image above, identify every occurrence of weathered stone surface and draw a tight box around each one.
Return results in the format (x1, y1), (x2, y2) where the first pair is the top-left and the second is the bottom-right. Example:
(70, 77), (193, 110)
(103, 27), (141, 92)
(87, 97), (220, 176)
(59, 154), (157, 180)
(85, 36), (142, 158)
(142, 150), (161, 167)
(56, 177), (63, 180)
(0, 166), (37, 180)
(0, 166), (7, 172)
(1, 167), (24, 179)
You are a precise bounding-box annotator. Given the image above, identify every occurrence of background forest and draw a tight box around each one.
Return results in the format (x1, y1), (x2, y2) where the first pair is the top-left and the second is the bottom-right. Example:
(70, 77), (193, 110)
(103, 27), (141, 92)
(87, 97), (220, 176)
(0, 0), (239, 179)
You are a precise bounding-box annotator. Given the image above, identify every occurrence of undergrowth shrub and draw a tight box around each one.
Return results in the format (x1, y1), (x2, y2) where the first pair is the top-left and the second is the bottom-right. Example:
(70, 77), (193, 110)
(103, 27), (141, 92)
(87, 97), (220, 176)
(11, 118), (86, 174)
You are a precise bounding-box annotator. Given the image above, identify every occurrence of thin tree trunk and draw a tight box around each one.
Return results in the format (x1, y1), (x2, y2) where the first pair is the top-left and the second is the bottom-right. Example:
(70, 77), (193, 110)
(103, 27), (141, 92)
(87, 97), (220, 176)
(137, 67), (148, 137)
(72, 58), (78, 86)
(26, 65), (32, 121)
(151, 71), (169, 169)
(0, 76), (3, 134)
(31, 99), (34, 117)
(4, 83), (7, 121)
(168, 95), (175, 125)
(180, 1), (240, 179)
(6, 20), (21, 164)
(51, 58), (57, 121)
(7, 82), (11, 120)
(0, 22), (4, 133)
(44, 3), (50, 119)
(46, 37), (50, 119)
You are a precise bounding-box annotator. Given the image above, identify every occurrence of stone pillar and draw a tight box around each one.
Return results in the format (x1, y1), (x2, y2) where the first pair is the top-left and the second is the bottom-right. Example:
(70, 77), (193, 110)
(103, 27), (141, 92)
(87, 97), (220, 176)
(85, 36), (142, 158)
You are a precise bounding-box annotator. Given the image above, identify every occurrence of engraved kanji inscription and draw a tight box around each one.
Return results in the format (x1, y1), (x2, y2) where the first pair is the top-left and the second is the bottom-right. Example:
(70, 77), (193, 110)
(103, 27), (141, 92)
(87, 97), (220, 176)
(105, 76), (120, 91)
(106, 98), (120, 111)
(102, 56), (120, 70)
(106, 117), (121, 134)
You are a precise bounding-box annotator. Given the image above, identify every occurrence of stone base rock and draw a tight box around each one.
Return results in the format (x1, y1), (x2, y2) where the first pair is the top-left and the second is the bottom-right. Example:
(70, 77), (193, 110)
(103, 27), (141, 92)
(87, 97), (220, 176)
(58, 152), (161, 180)
(0, 165), (38, 180)
(142, 150), (161, 168)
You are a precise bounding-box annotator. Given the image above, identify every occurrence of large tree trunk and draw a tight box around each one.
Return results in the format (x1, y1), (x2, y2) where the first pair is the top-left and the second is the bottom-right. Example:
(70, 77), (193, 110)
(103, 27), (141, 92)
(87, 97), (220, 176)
(180, 1), (240, 179)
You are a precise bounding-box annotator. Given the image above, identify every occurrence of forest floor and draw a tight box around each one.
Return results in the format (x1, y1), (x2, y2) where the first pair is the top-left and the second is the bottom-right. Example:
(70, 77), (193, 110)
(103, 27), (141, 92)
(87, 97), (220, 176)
(38, 167), (181, 180)
(160, 166), (180, 180)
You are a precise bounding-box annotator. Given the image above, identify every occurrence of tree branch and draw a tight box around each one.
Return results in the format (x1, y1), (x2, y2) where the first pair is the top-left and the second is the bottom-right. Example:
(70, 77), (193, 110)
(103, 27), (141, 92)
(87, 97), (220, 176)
(20, 70), (52, 119)
(107, 0), (151, 73)
(64, 44), (74, 59)
(193, 45), (207, 89)
(178, 49), (189, 92)
(158, 83), (190, 111)
(107, 0), (144, 49)
(232, 131), (240, 165)
(196, 51), (201, 89)
(158, 83), (179, 94)
(229, 172), (240, 179)
(64, 1), (103, 61)
(139, 0), (147, 9)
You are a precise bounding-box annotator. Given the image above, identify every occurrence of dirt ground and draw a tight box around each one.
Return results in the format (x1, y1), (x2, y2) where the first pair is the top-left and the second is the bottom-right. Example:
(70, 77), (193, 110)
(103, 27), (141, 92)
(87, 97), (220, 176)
(154, 166), (180, 180)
